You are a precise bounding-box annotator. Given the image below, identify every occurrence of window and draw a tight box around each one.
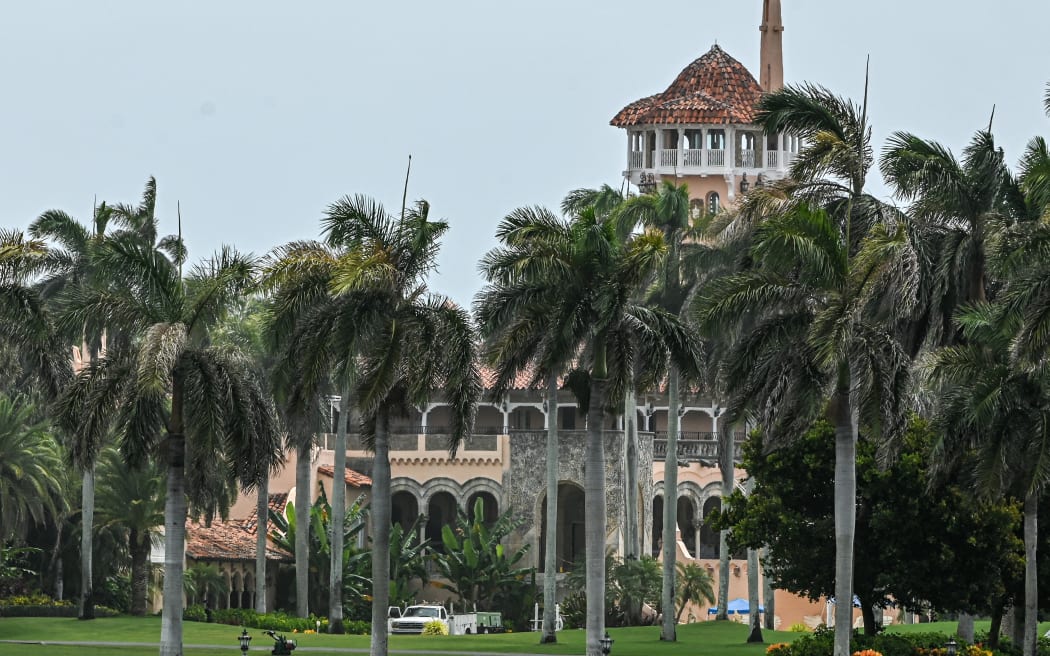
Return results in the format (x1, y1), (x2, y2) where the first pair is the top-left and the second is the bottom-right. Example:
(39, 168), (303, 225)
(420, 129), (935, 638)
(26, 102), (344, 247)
(707, 192), (720, 215)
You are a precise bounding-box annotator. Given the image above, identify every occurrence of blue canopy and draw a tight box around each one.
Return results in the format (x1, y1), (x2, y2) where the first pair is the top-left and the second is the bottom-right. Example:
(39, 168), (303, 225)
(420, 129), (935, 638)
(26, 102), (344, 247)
(707, 599), (764, 615)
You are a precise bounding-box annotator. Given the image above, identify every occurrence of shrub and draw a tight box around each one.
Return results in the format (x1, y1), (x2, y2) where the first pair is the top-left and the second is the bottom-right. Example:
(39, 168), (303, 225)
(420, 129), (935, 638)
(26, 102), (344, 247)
(853, 650), (883, 656)
(344, 620), (370, 635)
(790, 623), (811, 633)
(0, 594), (117, 618)
(422, 620), (449, 636)
(768, 642), (794, 656)
(560, 591), (586, 629)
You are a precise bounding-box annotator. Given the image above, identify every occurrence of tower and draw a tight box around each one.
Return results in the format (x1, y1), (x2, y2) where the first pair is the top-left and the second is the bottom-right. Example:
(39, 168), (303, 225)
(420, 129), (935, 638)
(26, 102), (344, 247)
(759, 0), (785, 93)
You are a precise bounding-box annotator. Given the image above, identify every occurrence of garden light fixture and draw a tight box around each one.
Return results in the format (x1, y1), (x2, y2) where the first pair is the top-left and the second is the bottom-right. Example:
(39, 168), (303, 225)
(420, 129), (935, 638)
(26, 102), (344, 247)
(238, 628), (251, 655)
(600, 631), (614, 656)
(946, 638), (957, 656)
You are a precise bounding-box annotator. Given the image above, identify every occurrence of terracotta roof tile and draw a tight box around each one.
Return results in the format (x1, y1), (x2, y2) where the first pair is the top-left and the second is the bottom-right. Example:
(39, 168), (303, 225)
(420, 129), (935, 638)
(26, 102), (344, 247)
(185, 517), (292, 563)
(611, 45), (763, 127)
(316, 465), (372, 488)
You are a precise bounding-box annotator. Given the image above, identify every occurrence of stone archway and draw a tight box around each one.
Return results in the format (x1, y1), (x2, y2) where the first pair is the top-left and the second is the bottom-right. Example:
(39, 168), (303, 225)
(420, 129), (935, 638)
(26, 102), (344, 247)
(537, 482), (586, 572)
(425, 491), (458, 553)
(391, 491), (419, 533)
(465, 491), (499, 525)
(677, 495), (697, 557)
(699, 496), (721, 558)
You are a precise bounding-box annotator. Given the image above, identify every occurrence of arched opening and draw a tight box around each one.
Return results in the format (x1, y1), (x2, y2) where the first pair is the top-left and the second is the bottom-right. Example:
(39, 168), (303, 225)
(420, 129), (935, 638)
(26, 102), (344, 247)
(707, 192), (721, 215)
(651, 495), (664, 557)
(242, 573), (254, 610)
(466, 491), (499, 526)
(699, 497), (721, 558)
(230, 571), (242, 609)
(539, 483), (586, 572)
(678, 496), (696, 557)
(426, 492), (458, 553)
(391, 491), (419, 533)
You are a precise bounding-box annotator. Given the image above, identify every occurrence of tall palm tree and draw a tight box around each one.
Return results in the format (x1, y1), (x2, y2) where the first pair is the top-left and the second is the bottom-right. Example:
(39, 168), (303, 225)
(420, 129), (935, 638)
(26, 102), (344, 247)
(617, 179), (695, 641)
(94, 447), (165, 616)
(924, 302), (1050, 656)
(57, 241), (282, 656)
(275, 195), (479, 656)
(695, 203), (913, 656)
(675, 561), (715, 623)
(880, 129), (1015, 334)
(477, 202), (702, 656)
(30, 178), (181, 620)
(0, 394), (65, 543)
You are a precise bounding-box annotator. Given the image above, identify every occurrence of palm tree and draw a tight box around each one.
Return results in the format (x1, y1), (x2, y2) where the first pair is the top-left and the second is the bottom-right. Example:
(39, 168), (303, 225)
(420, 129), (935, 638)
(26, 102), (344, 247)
(94, 447), (165, 616)
(0, 394), (65, 543)
(924, 302), (1050, 656)
(675, 562), (715, 623)
(477, 202), (702, 656)
(695, 202), (913, 656)
(57, 241), (282, 656)
(617, 179), (695, 641)
(184, 562), (230, 608)
(880, 129), (1015, 337)
(30, 179), (181, 620)
(274, 195), (479, 656)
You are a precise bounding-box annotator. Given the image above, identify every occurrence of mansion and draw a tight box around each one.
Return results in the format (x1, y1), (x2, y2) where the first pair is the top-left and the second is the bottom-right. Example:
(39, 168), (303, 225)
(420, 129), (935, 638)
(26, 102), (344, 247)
(177, 0), (865, 631)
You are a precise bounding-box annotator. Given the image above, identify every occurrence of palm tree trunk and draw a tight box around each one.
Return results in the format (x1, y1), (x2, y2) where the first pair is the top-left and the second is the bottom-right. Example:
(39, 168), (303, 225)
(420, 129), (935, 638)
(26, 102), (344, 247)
(717, 419), (732, 621)
(747, 546), (762, 642)
(1023, 491), (1038, 656)
(255, 474), (268, 614)
(130, 529), (150, 616)
(585, 375), (608, 656)
(295, 437), (311, 617)
(79, 466), (95, 620)
(541, 374), (559, 644)
(160, 371), (187, 656)
(329, 391), (351, 634)
(957, 613), (975, 644)
(625, 388), (639, 559)
(762, 547), (775, 630)
(831, 370), (857, 656)
(370, 409), (391, 656)
(660, 366), (680, 641)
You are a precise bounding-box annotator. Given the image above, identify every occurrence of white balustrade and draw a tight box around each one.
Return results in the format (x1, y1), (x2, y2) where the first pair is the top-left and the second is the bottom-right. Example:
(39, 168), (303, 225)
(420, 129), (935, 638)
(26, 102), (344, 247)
(660, 149), (679, 167)
(738, 150), (756, 169)
(629, 151), (643, 169)
(766, 150), (781, 168)
(706, 149), (725, 167)
(683, 149), (703, 167)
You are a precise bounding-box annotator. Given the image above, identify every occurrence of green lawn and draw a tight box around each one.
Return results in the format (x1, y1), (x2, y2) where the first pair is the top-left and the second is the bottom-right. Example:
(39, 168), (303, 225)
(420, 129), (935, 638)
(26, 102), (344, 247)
(0, 616), (800, 656)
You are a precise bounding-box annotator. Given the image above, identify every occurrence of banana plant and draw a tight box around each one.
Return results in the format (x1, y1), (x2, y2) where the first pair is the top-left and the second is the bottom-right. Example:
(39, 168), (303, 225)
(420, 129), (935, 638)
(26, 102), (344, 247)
(433, 497), (532, 611)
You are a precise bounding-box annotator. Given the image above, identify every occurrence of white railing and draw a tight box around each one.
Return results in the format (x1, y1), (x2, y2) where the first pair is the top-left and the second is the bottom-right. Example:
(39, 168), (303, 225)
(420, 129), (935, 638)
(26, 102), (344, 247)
(737, 150), (756, 168)
(706, 149), (725, 167)
(629, 151), (643, 169)
(660, 149), (679, 167)
(683, 149), (703, 167)
(766, 150), (781, 168)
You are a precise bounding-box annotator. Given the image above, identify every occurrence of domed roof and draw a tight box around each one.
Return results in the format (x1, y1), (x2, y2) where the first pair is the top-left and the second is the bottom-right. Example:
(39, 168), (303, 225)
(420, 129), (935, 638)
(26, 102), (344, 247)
(610, 45), (763, 127)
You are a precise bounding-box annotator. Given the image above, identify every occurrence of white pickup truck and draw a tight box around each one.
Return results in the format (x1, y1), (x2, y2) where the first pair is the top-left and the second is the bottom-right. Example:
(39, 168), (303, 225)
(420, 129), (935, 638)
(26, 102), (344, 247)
(387, 605), (502, 635)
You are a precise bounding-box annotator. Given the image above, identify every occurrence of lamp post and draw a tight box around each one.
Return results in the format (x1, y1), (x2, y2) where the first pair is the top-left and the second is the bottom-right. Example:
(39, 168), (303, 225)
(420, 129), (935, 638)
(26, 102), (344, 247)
(945, 638), (957, 656)
(599, 632), (614, 656)
(238, 628), (252, 655)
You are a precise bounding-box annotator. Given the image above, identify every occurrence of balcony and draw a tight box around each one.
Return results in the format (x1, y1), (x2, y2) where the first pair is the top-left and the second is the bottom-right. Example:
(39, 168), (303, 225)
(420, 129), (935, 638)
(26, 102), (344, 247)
(626, 149), (795, 180)
(652, 432), (746, 465)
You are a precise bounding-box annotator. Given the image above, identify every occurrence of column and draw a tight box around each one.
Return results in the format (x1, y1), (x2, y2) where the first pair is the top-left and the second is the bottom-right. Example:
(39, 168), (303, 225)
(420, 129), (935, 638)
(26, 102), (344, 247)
(655, 128), (663, 170)
(694, 521), (703, 560)
(762, 132), (769, 169)
(678, 128), (686, 169)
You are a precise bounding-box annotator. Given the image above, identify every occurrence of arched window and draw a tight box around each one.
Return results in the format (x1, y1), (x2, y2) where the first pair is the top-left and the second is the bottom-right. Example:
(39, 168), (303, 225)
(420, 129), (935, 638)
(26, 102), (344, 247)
(707, 192), (720, 215)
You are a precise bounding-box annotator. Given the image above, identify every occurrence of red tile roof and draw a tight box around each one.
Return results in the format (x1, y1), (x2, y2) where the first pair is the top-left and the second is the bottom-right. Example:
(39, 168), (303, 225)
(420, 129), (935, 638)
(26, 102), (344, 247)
(316, 465), (372, 488)
(611, 45), (763, 127)
(185, 514), (292, 563)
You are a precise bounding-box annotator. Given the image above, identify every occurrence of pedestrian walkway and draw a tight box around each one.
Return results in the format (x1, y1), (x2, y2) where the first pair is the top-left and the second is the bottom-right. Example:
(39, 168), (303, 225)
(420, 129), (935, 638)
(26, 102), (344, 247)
(0, 639), (556, 656)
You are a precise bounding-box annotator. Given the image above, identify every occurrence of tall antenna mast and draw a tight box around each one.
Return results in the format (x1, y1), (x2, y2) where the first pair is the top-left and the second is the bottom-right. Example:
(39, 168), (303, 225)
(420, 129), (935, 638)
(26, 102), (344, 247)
(177, 201), (183, 280)
(400, 154), (413, 224)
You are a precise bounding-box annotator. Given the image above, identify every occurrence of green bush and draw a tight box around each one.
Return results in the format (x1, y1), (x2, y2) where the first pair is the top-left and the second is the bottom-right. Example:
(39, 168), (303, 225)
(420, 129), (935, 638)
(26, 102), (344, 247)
(789, 623), (810, 632)
(560, 591), (586, 629)
(421, 620), (449, 636)
(343, 620), (370, 635)
(0, 594), (117, 618)
(209, 608), (329, 633)
(183, 605), (208, 622)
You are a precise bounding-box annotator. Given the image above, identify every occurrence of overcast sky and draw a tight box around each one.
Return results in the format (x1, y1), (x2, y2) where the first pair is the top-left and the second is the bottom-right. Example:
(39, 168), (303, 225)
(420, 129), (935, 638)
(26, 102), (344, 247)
(3, 1), (1047, 307)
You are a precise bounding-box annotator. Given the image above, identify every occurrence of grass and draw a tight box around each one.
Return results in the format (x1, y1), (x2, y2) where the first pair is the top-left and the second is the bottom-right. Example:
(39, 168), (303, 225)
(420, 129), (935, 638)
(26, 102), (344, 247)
(0, 616), (800, 656)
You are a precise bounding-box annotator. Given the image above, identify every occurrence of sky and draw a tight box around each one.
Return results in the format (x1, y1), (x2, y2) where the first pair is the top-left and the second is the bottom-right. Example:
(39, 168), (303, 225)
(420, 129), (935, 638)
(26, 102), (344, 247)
(3, 1), (1048, 308)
